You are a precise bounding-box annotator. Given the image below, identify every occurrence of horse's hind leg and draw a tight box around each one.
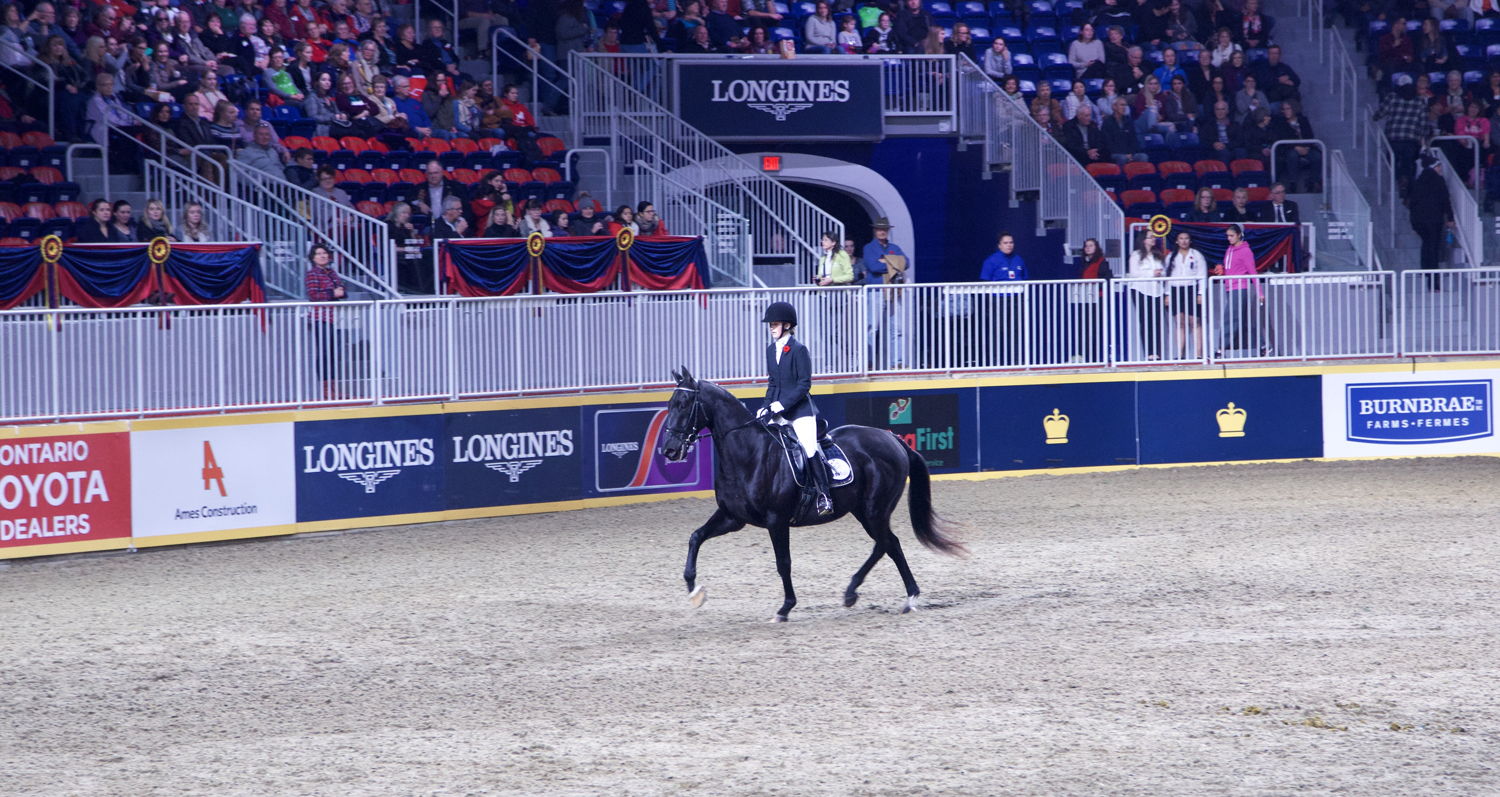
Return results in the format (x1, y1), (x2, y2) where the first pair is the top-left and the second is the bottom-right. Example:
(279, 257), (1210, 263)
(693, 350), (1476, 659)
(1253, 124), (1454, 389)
(843, 537), (885, 608)
(684, 508), (744, 607)
(883, 531), (922, 613)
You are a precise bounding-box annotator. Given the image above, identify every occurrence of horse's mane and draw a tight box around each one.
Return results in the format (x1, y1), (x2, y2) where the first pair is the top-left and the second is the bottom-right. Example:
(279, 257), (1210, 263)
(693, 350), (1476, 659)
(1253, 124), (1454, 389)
(697, 378), (752, 424)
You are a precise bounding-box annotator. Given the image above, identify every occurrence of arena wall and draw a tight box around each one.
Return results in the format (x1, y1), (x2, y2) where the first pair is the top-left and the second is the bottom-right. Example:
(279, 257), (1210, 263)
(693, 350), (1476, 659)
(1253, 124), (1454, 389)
(3, 360), (1496, 560)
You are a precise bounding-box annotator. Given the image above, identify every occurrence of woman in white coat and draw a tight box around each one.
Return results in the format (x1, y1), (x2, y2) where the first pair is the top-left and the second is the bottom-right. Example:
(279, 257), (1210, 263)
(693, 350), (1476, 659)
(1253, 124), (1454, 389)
(1163, 229), (1208, 359)
(1125, 232), (1167, 361)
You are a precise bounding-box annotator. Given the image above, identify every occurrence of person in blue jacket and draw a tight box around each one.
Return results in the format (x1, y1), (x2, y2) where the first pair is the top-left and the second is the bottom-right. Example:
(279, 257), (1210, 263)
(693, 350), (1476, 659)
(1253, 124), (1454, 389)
(980, 232), (1028, 281)
(979, 232), (1029, 365)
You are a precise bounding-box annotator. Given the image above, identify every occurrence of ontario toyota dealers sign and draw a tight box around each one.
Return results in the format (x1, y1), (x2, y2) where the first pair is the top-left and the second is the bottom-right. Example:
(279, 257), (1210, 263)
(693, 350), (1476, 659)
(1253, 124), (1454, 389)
(673, 61), (884, 141)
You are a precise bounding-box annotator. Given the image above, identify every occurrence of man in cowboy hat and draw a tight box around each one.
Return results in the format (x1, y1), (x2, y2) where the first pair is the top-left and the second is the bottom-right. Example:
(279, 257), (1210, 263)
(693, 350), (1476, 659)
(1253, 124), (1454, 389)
(862, 217), (908, 366)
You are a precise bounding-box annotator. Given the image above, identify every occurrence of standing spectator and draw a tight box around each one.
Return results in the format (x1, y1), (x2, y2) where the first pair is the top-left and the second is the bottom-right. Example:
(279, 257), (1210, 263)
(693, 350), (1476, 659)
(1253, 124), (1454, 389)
(1125, 232), (1166, 360)
(892, 0), (930, 54)
(86, 72), (143, 170)
(863, 217), (906, 365)
(1269, 101), (1318, 192)
(637, 201), (669, 236)
(804, 0), (840, 51)
(980, 232), (1027, 365)
(40, 35), (89, 142)
(179, 202), (212, 242)
(815, 232), (854, 285)
(1216, 223), (1263, 355)
(1163, 229), (1206, 359)
(75, 199), (126, 242)
(388, 202), (430, 293)
(983, 38), (1013, 80)
(138, 198), (176, 241)
(980, 231), (1026, 281)
(1374, 82), (1433, 197)
(1068, 238), (1110, 363)
(555, 0), (596, 70)
(305, 244), (348, 399)
(431, 196), (469, 238)
(1069, 23), (1106, 78)
(312, 165), (354, 208)
(1408, 153), (1453, 287)
(1060, 103), (1110, 165)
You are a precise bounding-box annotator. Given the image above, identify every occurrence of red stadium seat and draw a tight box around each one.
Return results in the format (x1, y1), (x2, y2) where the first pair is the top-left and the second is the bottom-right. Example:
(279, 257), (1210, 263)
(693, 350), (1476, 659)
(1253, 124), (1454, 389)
(283, 136), (313, 151)
(1230, 158), (1265, 176)
(423, 138), (452, 154)
(450, 138), (479, 154)
(22, 202), (54, 220)
(477, 137), (503, 151)
(311, 136), (340, 153)
(1120, 189), (1156, 209)
(397, 168), (425, 183)
(1246, 186), (1271, 201)
(530, 167), (562, 184)
(502, 167), (532, 184)
(365, 138), (389, 153)
(450, 168), (480, 184)
(21, 131), (55, 148)
(0, 167), (24, 181)
(543, 199), (575, 213)
(1194, 159), (1229, 177)
(1159, 188), (1195, 205)
(1122, 161), (1157, 181)
(29, 166), (63, 184)
(370, 168), (400, 185)
(0, 202), (20, 221)
(339, 136), (370, 153)
(1085, 162), (1121, 179)
(0, 237), (28, 245)
(356, 200), (385, 217)
(0, 132), (21, 149)
(54, 201), (87, 220)
(338, 168), (371, 184)
(1158, 160), (1193, 178)
(1209, 188), (1233, 202)
(536, 136), (566, 158)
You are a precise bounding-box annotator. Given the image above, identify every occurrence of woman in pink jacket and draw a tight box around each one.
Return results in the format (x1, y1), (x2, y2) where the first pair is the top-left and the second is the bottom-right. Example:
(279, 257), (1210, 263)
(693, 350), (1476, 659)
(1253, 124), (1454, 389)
(1217, 224), (1264, 356)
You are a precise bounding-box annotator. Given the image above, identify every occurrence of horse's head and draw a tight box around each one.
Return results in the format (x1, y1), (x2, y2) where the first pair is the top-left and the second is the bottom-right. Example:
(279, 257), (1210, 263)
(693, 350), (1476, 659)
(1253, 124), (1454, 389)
(659, 366), (704, 463)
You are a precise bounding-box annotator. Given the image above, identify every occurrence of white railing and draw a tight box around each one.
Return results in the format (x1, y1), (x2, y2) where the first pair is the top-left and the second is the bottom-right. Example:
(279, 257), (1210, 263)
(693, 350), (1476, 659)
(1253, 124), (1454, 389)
(956, 55), (995, 144)
(10, 273), (1490, 423)
(632, 160), (753, 287)
(231, 168), (397, 297)
(1430, 148), (1482, 268)
(571, 52), (842, 279)
(1398, 267), (1500, 355)
(574, 52), (957, 125)
(491, 27), (572, 118)
(1326, 150), (1374, 269)
(144, 160), (305, 298)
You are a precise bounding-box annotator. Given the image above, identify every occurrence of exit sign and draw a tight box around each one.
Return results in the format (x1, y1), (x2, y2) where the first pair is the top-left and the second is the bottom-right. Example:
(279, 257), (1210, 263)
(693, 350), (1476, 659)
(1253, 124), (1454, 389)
(760, 155), (781, 172)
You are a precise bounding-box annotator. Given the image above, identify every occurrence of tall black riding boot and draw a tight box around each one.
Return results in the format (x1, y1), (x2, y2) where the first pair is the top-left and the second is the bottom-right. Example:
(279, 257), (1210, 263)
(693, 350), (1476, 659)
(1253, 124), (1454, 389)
(808, 451), (833, 516)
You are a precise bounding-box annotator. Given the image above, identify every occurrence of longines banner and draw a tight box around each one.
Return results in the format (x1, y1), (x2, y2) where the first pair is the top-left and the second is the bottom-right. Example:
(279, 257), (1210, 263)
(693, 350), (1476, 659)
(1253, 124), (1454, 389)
(672, 61), (885, 141)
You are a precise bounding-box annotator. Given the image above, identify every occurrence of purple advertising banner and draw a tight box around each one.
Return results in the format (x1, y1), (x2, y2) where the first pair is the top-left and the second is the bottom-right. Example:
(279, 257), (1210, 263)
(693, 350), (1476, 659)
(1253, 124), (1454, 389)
(587, 404), (714, 496)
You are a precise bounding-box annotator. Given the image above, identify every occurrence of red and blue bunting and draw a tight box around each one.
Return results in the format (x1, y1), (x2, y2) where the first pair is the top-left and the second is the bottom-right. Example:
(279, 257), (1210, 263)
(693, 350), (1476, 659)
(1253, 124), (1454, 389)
(0, 242), (265, 309)
(440, 235), (710, 296)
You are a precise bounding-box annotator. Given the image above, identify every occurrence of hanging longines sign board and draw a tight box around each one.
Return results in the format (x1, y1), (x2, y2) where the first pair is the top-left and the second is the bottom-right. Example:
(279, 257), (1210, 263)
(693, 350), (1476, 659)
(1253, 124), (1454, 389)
(672, 61), (885, 141)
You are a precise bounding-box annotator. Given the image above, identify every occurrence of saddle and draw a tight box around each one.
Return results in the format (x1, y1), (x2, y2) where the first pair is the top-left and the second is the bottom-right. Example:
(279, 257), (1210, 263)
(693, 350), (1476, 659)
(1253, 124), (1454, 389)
(768, 420), (855, 489)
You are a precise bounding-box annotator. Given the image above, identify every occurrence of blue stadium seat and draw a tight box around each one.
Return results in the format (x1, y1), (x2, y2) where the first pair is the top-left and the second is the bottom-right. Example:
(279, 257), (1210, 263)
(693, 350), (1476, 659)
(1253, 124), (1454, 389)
(1047, 77), (1071, 94)
(987, 1), (1012, 18)
(997, 24), (1025, 42)
(7, 218), (39, 240)
(1441, 18), (1469, 34)
(1040, 50), (1069, 67)
(957, 0), (987, 17)
(793, 1), (816, 17)
(1028, 25), (1060, 44)
(7, 146), (38, 169)
(326, 151), (357, 171)
(51, 182), (79, 204)
(1475, 17), (1500, 45)
(929, 1), (955, 20)
(17, 183), (50, 205)
(39, 217), (74, 239)
(1139, 133), (1167, 155)
(1084, 77), (1105, 94)
(968, 25), (991, 41)
(1165, 200), (1194, 219)
(40, 145), (66, 171)
(1044, 64), (1074, 82)
(1017, 79), (1037, 95)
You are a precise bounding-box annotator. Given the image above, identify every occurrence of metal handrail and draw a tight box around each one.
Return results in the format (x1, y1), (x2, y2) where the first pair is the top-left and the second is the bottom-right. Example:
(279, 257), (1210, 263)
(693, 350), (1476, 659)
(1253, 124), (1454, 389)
(563, 147), (615, 209)
(1429, 148), (1483, 267)
(491, 27), (573, 113)
(0, 48), (55, 139)
(633, 159), (752, 287)
(1268, 139), (1330, 196)
(106, 105), (229, 187)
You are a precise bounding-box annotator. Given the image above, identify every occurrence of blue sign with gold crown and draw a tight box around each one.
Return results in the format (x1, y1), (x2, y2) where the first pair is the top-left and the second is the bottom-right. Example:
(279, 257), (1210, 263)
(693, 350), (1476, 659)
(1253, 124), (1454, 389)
(978, 382), (1139, 470)
(1136, 376), (1323, 464)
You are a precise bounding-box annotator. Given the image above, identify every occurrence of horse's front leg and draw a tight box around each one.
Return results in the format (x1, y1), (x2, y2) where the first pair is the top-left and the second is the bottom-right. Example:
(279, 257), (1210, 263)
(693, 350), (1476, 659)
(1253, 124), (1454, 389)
(769, 523), (796, 621)
(684, 508), (744, 607)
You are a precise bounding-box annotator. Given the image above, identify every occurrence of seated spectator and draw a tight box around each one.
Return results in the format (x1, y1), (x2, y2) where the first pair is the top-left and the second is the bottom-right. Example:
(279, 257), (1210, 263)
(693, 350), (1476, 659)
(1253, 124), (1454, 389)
(1252, 44), (1299, 105)
(237, 100), (286, 155)
(482, 205), (520, 237)
(388, 202), (430, 293)
(1094, 0), (1133, 31)
(1131, 75), (1178, 137)
(111, 200), (136, 240)
(864, 13), (895, 54)
(1061, 103), (1111, 165)
(1376, 17), (1415, 81)
(1166, 76), (1198, 124)
(198, 16), (236, 70)
(983, 38), (1013, 80)
(420, 18), (460, 78)
(303, 71), (340, 137)
(518, 203), (554, 237)
(208, 99), (240, 148)
(468, 170), (512, 220)
(1187, 49), (1217, 100)
(1102, 24), (1130, 65)
(230, 14), (264, 75)
(1107, 46), (1149, 95)
(334, 72), (382, 137)
(496, 83), (544, 161)
(285, 147), (318, 187)
(1187, 187), (1220, 222)
(835, 16), (861, 54)
(1029, 81), (1063, 122)
(409, 159), (464, 216)
(1201, 73), (1232, 112)
(312, 165), (354, 208)
(351, 38), (383, 95)
(1197, 100), (1241, 158)
(190, 72), (227, 120)
(1069, 23), (1106, 79)
(944, 23), (976, 61)
(1239, 107), (1274, 161)
(1034, 103), (1061, 135)
(1269, 100), (1319, 192)
(392, 23), (423, 72)
(669, 0), (707, 42)
(289, 0), (320, 40)
(1153, 48), (1186, 88)
(742, 0), (785, 28)
(745, 25), (773, 54)
(138, 198), (176, 241)
(1417, 18), (1453, 73)
(1258, 182), (1300, 224)
(1237, 0), (1271, 49)
(1102, 96), (1146, 163)
(705, 0), (745, 52)
(1000, 75), (1024, 104)
(364, 74), (408, 134)
(1435, 70), (1469, 118)
(571, 203), (606, 235)
(75, 199), (127, 242)
(1138, 0), (1175, 44)
(431, 196), (469, 238)
(1221, 186), (1255, 223)
(678, 24), (714, 53)
(609, 204), (639, 234)
(235, 123), (285, 176)
(364, 18), (398, 71)
(893, 0), (931, 54)
(1062, 80), (1091, 120)
(421, 75), (459, 139)
(1233, 74), (1269, 123)
(148, 46), (191, 100)
(637, 201), (669, 236)
(1094, 78), (1124, 120)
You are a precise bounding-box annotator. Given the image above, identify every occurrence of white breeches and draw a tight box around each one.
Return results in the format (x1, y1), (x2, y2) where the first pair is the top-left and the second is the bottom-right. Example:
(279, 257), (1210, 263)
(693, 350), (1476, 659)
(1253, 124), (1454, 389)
(772, 414), (820, 458)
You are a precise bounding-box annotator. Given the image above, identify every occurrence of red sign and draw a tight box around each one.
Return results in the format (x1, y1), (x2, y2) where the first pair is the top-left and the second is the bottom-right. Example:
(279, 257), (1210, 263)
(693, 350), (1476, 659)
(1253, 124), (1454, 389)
(0, 433), (132, 550)
(760, 155), (782, 173)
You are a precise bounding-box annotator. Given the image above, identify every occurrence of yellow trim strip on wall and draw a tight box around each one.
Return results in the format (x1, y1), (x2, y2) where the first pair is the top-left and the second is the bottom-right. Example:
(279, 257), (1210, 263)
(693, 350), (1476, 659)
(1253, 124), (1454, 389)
(0, 537), (131, 560)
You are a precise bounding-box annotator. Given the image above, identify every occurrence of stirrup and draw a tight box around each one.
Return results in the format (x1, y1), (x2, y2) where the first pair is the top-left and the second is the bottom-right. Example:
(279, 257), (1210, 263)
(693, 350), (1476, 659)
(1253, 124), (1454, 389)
(815, 492), (833, 516)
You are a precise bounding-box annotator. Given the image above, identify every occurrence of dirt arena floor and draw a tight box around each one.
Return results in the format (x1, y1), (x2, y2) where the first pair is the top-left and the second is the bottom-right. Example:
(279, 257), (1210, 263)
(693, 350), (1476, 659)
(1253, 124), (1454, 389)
(3, 457), (1499, 796)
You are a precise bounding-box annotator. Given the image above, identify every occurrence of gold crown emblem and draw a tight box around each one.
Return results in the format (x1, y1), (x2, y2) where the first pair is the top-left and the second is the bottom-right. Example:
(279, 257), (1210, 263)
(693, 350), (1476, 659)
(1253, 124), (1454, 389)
(1216, 402), (1247, 437)
(1043, 408), (1069, 444)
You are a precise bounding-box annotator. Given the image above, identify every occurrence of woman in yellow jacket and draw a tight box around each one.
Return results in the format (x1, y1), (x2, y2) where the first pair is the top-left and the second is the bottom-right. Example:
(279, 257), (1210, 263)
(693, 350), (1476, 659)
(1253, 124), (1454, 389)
(815, 231), (854, 285)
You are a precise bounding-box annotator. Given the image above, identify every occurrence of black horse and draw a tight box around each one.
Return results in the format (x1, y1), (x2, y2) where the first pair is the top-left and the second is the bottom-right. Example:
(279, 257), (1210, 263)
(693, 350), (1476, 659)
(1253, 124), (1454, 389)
(658, 368), (966, 621)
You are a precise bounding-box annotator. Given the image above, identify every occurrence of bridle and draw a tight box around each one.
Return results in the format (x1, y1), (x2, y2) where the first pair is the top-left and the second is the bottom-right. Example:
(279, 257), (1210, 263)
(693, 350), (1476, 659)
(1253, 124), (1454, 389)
(664, 384), (767, 452)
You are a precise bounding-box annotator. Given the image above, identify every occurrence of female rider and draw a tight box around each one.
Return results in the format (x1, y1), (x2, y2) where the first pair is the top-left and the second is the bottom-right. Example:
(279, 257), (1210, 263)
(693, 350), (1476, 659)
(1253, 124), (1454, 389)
(755, 301), (832, 516)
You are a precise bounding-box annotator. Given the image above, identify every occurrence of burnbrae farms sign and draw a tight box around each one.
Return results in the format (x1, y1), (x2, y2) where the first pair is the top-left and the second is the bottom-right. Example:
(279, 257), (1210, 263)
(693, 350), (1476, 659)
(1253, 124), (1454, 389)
(675, 61), (884, 141)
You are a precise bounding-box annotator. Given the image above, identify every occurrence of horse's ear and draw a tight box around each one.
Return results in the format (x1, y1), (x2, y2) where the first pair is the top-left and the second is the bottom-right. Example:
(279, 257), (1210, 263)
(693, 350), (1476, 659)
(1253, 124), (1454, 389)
(670, 367), (682, 383)
(680, 365), (695, 386)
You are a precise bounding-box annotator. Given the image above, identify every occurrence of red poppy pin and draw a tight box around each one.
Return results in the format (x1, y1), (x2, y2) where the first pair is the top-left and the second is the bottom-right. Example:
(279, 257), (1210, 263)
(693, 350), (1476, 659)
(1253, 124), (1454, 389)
(782, 345), (790, 354)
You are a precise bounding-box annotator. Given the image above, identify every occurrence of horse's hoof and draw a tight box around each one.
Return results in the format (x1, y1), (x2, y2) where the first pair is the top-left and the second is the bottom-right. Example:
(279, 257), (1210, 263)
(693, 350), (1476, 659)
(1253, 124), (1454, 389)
(843, 591), (859, 608)
(771, 614), (788, 623)
(901, 596), (919, 614)
(688, 585), (707, 608)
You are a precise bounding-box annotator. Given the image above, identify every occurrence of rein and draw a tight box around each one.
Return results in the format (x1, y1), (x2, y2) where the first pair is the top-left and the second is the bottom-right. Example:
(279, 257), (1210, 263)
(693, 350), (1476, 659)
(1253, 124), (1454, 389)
(669, 385), (766, 444)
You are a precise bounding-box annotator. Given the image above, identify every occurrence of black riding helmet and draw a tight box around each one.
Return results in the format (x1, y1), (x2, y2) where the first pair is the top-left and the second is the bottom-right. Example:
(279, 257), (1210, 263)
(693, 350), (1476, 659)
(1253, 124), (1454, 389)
(761, 301), (798, 327)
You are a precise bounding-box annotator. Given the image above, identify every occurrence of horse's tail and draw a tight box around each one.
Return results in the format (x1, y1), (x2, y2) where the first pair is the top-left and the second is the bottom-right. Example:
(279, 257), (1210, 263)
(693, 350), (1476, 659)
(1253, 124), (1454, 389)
(903, 439), (968, 557)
